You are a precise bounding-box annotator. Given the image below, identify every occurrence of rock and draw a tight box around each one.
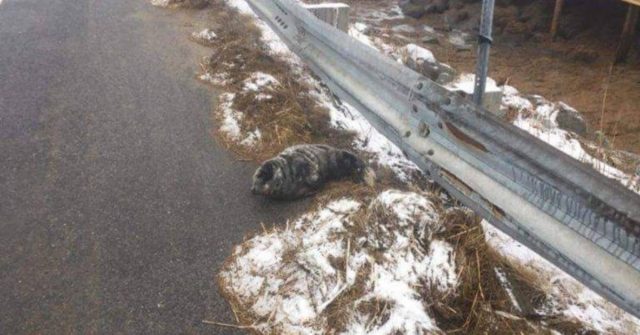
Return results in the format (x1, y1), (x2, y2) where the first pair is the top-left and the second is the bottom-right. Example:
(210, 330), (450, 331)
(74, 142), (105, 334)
(399, 0), (428, 18)
(400, 44), (457, 84)
(556, 102), (587, 136)
(399, 0), (449, 18)
(426, 0), (450, 14)
(448, 30), (474, 51)
(392, 24), (417, 34)
(422, 35), (440, 44)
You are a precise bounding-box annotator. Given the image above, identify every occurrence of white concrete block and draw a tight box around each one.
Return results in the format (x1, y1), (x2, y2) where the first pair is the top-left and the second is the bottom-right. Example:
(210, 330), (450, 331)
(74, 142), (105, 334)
(303, 3), (350, 32)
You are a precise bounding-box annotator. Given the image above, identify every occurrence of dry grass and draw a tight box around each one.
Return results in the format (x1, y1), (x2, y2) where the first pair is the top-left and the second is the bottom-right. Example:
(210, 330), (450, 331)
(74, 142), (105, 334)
(431, 209), (594, 335)
(216, 188), (595, 334)
(169, 0), (211, 9)
(199, 3), (355, 162)
(578, 137), (640, 177)
(184, 3), (603, 334)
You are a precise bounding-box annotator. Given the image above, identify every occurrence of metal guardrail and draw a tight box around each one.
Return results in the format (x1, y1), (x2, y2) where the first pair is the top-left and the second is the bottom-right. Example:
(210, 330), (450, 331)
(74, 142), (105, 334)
(245, 0), (640, 317)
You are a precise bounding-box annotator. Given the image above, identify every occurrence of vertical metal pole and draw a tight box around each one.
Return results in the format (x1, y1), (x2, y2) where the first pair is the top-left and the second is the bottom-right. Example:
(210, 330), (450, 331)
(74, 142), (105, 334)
(473, 0), (496, 107)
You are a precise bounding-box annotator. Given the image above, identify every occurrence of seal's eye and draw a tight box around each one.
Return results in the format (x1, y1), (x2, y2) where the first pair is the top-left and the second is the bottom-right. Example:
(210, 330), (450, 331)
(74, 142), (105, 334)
(258, 163), (274, 181)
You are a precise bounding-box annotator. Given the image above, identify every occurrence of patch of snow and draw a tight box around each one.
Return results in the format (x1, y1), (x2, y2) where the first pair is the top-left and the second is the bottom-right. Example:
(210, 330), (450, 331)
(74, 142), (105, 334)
(401, 43), (436, 64)
(446, 73), (500, 95)
(501, 85), (533, 112)
(348, 24), (376, 49)
(374, 190), (438, 228)
(494, 267), (522, 313)
(353, 22), (369, 34)
(502, 87), (638, 192)
(215, 93), (262, 147)
(150, 0), (171, 7)
(192, 28), (217, 42)
(240, 128), (262, 147)
(217, 93), (242, 140)
(255, 93), (273, 101)
(220, 191), (456, 334)
(424, 240), (458, 293)
(199, 72), (230, 86)
(243, 72), (279, 92)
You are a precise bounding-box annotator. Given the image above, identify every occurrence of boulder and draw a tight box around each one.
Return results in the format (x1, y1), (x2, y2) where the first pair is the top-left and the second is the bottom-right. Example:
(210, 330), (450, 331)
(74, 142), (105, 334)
(556, 102), (587, 136)
(400, 44), (457, 84)
(399, 0), (449, 19)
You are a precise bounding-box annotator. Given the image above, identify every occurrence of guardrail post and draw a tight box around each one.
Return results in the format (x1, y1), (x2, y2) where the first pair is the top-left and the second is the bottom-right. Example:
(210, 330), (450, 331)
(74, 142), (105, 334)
(473, 0), (495, 108)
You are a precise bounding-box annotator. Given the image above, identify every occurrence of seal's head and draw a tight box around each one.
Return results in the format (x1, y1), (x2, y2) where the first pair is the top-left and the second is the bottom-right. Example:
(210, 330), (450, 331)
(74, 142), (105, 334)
(335, 151), (367, 180)
(335, 151), (376, 187)
(251, 160), (284, 197)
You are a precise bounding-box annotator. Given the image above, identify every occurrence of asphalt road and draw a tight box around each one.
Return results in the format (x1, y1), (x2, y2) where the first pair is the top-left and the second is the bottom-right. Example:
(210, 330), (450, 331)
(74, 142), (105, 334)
(0, 1), (308, 333)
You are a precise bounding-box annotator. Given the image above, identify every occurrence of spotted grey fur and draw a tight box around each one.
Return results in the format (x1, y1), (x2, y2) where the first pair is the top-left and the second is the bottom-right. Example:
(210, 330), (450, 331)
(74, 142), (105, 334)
(251, 144), (367, 200)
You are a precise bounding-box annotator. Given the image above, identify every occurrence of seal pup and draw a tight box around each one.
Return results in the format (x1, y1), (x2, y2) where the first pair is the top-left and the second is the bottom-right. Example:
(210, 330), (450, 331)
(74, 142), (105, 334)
(251, 144), (372, 200)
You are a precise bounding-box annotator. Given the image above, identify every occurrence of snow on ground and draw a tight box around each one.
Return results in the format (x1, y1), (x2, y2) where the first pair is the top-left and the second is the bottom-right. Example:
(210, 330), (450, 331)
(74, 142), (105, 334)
(483, 221), (640, 333)
(208, 1), (639, 332)
(220, 191), (456, 334)
(499, 83), (639, 192)
(198, 72), (230, 86)
(215, 92), (262, 147)
(191, 28), (217, 43)
(150, 0), (171, 7)
(385, 17), (639, 332)
(212, 71), (279, 146)
(446, 73), (500, 95)
(242, 72), (279, 92)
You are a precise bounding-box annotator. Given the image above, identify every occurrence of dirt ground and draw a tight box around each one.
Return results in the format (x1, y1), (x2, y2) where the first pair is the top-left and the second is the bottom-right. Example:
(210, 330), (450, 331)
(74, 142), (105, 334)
(350, 0), (640, 154)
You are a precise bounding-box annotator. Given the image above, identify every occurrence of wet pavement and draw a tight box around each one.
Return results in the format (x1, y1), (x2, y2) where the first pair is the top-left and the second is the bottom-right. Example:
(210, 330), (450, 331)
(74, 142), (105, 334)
(0, 0), (308, 333)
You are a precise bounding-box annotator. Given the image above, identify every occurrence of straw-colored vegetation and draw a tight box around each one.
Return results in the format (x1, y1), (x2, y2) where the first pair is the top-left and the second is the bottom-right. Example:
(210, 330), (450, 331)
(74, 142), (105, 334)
(183, 3), (599, 334)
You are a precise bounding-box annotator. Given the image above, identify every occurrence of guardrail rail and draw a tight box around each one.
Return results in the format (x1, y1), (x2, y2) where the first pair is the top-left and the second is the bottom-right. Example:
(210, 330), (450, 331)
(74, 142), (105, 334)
(245, 0), (640, 317)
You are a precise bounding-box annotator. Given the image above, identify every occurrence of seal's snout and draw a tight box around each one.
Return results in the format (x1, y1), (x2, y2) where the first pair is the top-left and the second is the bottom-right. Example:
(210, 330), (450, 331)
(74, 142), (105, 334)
(251, 186), (258, 194)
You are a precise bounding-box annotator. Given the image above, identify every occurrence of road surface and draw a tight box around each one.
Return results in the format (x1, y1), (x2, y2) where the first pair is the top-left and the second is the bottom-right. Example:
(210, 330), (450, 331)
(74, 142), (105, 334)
(0, 0), (308, 333)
